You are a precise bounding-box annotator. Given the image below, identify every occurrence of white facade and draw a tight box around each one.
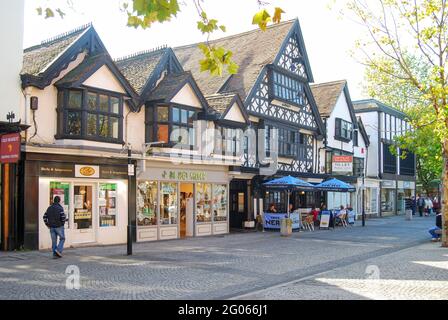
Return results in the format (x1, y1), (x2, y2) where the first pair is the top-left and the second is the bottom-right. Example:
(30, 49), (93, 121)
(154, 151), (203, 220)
(0, 0), (24, 121)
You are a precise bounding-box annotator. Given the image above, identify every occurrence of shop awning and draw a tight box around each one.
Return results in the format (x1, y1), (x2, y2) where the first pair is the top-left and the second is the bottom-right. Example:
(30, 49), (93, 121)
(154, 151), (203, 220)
(315, 178), (356, 192)
(263, 175), (315, 191)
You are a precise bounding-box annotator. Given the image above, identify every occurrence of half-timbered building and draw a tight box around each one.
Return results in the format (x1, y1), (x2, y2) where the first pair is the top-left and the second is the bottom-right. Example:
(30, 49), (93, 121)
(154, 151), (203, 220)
(311, 80), (371, 217)
(175, 19), (326, 228)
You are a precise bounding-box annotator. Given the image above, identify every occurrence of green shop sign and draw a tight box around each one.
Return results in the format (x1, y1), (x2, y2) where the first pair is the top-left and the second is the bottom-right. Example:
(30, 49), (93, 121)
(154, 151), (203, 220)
(161, 170), (206, 181)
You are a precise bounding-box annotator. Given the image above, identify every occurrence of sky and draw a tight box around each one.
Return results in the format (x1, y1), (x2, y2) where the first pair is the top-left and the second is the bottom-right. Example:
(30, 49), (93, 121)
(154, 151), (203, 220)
(23, 0), (368, 100)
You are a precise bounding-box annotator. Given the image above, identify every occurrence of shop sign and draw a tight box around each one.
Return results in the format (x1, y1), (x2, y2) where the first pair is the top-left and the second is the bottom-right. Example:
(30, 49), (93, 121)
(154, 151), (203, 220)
(332, 155), (353, 173)
(0, 133), (20, 164)
(75, 165), (100, 178)
(161, 170), (207, 181)
(381, 180), (396, 188)
(263, 213), (301, 230)
(100, 166), (129, 180)
(320, 211), (331, 228)
(40, 163), (74, 178)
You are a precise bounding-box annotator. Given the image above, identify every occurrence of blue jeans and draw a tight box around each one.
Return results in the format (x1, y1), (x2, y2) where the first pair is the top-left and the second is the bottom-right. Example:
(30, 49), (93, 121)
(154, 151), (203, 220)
(429, 226), (441, 239)
(50, 227), (65, 254)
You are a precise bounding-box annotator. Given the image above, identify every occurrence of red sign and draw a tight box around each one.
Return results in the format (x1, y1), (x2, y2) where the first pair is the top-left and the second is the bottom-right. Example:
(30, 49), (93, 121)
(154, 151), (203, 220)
(333, 155), (353, 163)
(1, 133), (21, 163)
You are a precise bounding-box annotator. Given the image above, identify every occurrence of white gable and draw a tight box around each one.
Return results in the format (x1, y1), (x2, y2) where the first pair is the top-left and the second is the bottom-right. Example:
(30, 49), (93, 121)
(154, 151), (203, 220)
(170, 83), (202, 108)
(224, 102), (246, 123)
(83, 65), (126, 94)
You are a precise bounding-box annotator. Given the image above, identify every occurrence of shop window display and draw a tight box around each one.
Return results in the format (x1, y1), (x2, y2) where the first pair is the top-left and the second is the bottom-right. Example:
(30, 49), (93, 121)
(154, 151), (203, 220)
(137, 181), (158, 226)
(74, 185), (93, 230)
(213, 184), (227, 222)
(160, 182), (178, 225)
(196, 183), (212, 223)
(99, 183), (117, 227)
(50, 182), (70, 228)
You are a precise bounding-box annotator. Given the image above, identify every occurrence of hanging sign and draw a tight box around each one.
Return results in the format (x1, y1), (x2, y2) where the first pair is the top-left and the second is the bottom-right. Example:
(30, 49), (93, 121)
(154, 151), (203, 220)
(0, 133), (20, 164)
(332, 155), (353, 173)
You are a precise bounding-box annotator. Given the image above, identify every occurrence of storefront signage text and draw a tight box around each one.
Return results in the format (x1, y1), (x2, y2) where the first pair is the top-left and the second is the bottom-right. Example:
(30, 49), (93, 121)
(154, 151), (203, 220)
(332, 155), (353, 173)
(75, 165), (100, 178)
(0, 133), (20, 164)
(263, 213), (301, 230)
(40, 163), (129, 180)
(161, 170), (207, 181)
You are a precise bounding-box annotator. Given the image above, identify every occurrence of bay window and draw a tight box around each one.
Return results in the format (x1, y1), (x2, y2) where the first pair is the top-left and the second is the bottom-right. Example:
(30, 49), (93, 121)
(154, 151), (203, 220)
(146, 105), (196, 146)
(57, 88), (123, 143)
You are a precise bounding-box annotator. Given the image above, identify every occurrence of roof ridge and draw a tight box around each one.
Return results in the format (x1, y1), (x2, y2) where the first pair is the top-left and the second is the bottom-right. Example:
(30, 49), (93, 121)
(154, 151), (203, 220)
(115, 45), (168, 62)
(24, 23), (92, 53)
(311, 79), (347, 87)
(174, 19), (297, 50)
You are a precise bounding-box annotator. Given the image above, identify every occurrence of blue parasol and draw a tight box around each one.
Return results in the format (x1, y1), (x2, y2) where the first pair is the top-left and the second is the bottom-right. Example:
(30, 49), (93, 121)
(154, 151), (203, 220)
(315, 178), (356, 192)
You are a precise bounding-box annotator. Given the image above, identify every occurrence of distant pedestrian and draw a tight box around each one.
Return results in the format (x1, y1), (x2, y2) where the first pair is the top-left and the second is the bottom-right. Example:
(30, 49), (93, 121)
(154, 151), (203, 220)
(411, 196), (416, 215)
(417, 195), (425, 217)
(425, 197), (433, 216)
(43, 196), (66, 258)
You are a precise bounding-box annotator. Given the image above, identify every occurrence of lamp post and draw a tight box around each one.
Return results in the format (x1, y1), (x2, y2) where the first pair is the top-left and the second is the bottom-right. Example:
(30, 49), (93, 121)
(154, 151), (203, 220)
(362, 173), (366, 227)
(127, 144), (133, 256)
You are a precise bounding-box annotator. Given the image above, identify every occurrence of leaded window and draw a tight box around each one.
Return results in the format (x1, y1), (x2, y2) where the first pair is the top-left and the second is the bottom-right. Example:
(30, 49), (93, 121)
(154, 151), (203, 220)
(57, 89), (123, 143)
(271, 71), (305, 105)
(146, 105), (196, 146)
(215, 126), (243, 156)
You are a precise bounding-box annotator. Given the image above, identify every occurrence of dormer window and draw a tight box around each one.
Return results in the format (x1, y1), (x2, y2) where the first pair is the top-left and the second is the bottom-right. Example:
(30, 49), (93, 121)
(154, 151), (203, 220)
(146, 104), (196, 147)
(57, 88), (123, 143)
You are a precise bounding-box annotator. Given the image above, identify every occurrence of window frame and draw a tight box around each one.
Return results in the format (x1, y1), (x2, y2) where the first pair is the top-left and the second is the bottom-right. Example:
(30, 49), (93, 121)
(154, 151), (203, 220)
(335, 118), (353, 142)
(146, 103), (198, 150)
(56, 88), (124, 144)
(268, 67), (306, 106)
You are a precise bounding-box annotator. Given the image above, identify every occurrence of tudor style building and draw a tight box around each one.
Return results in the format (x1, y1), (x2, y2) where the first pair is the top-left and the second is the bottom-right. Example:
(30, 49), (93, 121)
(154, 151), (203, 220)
(175, 19), (327, 228)
(311, 80), (371, 217)
(354, 99), (416, 216)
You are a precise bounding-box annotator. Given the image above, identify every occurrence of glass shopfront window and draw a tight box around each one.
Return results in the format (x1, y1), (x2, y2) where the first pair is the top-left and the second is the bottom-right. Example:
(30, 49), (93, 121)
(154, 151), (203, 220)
(137, 181), (158, 226)
(99, 183), (117, 227)
(160, 182), (178, 225)
(381, 189), (396, 214)
(213, 184), (227, 222)
(50, 182), (70, 228)
(196, 183), (212, 223)
(74, 185), (93, 230)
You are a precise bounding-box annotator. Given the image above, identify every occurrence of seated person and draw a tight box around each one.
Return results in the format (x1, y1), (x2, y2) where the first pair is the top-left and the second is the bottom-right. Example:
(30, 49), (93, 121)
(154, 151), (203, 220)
(335, 205), (347, 225)
(429, 212), (443, 242)
(267, 203), (278, 213)
(310, 207), (320, 222)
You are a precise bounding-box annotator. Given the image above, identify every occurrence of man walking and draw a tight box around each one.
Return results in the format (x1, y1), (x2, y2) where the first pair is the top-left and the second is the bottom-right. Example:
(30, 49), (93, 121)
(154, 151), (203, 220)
(417, 195), (425, 217)
(43, 196), (66, 258)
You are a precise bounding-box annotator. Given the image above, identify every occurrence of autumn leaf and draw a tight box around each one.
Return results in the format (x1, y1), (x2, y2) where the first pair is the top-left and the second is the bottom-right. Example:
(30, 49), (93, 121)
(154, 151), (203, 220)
(252, 9), (271, 31)
(273, 7), (285, 24)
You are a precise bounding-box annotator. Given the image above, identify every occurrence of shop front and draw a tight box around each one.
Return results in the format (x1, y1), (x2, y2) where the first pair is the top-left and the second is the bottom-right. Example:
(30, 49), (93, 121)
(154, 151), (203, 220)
(381, 180), (396, 216)
(136, 164), (230, 242)
(361, 179), (380, 217)
(22, 153), (132, 250)
(397, 180), (415, 215)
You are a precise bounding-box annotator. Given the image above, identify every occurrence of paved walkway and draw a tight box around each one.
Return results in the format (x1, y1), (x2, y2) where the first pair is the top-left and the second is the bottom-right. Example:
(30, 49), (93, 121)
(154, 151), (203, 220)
(0, 215), (446, 300)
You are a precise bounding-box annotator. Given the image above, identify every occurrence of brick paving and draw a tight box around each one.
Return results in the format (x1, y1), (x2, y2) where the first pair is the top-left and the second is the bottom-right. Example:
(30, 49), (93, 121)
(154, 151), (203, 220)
(0, 215), (446, 300)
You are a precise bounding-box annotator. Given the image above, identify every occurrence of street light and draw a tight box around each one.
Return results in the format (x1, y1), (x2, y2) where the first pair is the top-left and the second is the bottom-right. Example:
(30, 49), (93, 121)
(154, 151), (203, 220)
(362, 173), (366, 227)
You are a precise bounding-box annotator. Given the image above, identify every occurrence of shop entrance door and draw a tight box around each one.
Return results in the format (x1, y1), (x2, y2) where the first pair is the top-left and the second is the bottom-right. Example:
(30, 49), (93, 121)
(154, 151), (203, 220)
(230, 180), (247, 229)
(180, 183), (194, 238)
(73, 184), (96, 244)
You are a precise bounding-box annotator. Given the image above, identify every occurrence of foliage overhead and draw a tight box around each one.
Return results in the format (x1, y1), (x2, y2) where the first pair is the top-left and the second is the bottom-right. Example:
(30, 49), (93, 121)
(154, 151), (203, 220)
(35, 0), (285, 77)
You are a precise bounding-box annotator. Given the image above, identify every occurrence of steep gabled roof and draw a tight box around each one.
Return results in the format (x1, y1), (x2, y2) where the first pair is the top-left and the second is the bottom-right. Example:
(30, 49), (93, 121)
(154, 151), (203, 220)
(205, 93), (250, 124)
(174, 19), (299, 100)
(311, 80), (358, 128)
(311, 80), (347, 118)
(357, 117), (370, 147)
(54, 53), (139, 110)
(22, 24), (91, 76)
(146, 71), (209, 109)
(115, 48), (168, 95)
(21, 24), (108, 89)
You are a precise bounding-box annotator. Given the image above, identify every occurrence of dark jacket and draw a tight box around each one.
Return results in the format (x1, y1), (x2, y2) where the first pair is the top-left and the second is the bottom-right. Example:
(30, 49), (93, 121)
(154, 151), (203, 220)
(43, 203), (66, 228)
(417, 197), (425, 207)
(436, 214), (442, 229)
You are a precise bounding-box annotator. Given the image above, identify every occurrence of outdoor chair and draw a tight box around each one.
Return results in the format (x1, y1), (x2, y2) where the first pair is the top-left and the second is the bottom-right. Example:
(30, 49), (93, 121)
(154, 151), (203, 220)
(303, 215), (315, 231)
(335, 213), (348, 227)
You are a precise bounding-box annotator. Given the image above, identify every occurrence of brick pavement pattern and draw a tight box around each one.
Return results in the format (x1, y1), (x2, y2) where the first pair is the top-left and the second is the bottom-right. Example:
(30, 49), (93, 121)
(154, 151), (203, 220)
(0, 216), (446, 300)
